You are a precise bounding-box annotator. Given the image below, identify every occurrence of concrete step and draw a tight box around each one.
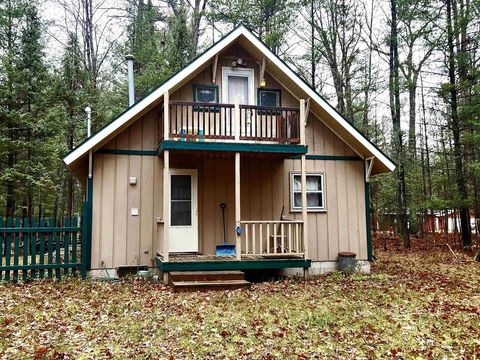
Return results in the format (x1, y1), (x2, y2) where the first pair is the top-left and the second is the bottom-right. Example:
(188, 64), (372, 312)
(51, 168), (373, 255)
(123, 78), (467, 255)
(172, 279), (251, 291)
(169, 270), (245, 283)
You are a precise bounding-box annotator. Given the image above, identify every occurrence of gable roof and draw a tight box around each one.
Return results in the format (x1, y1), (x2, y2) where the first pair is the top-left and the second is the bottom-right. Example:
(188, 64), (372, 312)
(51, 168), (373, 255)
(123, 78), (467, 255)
(63, 25), (395, 174)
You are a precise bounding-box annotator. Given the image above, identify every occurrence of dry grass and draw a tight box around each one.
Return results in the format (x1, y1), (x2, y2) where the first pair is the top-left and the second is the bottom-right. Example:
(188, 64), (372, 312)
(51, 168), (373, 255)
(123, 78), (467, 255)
(0, 248), (479, 359)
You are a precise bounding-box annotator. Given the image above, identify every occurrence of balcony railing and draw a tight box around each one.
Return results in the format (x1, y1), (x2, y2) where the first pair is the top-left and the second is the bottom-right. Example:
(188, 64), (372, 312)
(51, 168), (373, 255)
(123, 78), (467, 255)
(240, 220), (305, 257)
(166, 100), (300, 144)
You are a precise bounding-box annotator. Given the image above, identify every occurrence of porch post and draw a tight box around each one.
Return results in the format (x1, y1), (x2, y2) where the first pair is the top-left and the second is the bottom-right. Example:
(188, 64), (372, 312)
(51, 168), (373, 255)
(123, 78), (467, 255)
(235, 152), (241, 260)
(163, 90), (170, 265)
(300, 99), (309, 279)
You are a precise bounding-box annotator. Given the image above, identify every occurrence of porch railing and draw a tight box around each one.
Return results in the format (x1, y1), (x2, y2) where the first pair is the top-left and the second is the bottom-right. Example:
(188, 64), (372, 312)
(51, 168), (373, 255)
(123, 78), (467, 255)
(240, 220), (304, 256)
(167, 100), (300, 144)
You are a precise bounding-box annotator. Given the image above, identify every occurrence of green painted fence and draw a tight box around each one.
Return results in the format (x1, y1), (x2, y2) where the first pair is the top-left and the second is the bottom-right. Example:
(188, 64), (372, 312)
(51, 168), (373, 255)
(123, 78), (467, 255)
(0, 216), (85, 281)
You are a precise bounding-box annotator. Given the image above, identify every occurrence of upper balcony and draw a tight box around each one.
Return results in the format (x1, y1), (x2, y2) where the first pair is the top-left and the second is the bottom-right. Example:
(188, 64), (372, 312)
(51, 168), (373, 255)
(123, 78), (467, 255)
(159, 100), (307, 155)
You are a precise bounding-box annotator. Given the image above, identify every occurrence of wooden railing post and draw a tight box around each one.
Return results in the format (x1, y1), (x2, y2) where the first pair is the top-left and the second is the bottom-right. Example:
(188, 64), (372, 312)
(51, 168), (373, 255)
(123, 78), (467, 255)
(234, 99), (240, 141)
(235, 152), (241, 260)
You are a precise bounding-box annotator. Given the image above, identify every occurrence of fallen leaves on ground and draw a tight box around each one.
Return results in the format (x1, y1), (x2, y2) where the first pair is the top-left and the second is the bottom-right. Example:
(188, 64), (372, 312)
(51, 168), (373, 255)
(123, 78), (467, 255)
(0, 249), (479, 359)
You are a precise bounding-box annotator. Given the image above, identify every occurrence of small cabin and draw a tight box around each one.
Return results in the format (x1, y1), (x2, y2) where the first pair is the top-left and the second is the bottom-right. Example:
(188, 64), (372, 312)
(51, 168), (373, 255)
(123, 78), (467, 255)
(64, 26), (394, 282)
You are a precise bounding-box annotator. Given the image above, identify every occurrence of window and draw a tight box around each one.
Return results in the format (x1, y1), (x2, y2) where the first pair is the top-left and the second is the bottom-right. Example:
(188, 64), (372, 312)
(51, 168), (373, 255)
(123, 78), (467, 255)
(193, 84), (219, 111)
(171, 175), (192, 226)
(258, 88), (281, 107)
(290, 173), (325, 211)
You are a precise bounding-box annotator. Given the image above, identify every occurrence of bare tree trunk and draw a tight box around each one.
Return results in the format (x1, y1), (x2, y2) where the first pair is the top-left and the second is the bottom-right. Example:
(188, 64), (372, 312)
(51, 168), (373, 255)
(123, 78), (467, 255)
(83, 0), (96, 89)
(389, 0), (409, 247)
(310, 0), (315, 89)
(446, 0), (471, 248)
(420, 75), (434, 232)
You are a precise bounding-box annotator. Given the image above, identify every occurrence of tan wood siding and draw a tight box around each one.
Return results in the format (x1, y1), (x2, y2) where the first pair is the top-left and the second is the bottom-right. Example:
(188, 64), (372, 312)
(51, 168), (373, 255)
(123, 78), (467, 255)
(91, 108), (162, 269)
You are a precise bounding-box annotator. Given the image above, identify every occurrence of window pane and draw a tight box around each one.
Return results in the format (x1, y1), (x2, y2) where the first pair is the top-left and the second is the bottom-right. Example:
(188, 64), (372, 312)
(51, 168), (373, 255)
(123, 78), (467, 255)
(228, 76), (249, 104)
(294, 193), (302, 208)
(259, 90), (280, 107)
(171, 201), (191, 226)
(293, 175), (301, 191)
(196, 87), (216, 103)
(171, 175), (191, 201)
(307, 193), (322, 208)
(294, 193), (323, 208)
(307, 176), (322, 191)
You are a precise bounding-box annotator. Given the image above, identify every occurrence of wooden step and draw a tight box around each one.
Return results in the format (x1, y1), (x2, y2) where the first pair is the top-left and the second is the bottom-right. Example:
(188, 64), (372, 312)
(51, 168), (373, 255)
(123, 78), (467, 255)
(172, 279), (251, 291)
(169, 270), (245, 283)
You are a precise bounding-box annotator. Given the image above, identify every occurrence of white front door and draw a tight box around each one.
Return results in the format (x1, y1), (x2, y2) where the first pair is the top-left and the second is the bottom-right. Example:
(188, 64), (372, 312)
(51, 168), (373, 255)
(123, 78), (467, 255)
(169, 169), (198, 253)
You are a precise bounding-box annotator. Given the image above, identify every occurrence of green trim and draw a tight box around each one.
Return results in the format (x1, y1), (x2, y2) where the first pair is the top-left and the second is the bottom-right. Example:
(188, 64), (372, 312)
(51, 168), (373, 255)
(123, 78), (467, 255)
(156, 257), (311, 272)
(159, 140), (308, 154)
(290, 155), (362, 161)
(97, 149), (157, 156)
(364, 173), (373, 261)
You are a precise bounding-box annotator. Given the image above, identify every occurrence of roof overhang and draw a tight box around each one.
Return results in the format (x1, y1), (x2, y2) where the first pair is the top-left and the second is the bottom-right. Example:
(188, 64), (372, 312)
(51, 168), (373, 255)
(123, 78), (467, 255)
(63, 25), (395, 176)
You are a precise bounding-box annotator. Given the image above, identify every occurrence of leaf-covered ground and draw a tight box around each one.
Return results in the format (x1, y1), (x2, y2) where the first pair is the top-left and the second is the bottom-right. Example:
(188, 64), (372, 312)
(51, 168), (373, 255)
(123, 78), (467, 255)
(1, 249), (479, 359)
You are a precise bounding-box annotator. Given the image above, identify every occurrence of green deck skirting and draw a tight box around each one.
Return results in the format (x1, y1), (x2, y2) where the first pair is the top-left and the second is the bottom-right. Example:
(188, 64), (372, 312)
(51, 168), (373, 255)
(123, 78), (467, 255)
(158, 140), (308, 154)
(155, 257), (311, 272)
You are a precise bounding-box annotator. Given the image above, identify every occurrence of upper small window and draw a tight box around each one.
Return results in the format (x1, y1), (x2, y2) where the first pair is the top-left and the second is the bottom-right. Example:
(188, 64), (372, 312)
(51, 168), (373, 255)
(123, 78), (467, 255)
(193, 84), (219, 112)
(258, 88), (281, 107)
(290, 173), (325, 211)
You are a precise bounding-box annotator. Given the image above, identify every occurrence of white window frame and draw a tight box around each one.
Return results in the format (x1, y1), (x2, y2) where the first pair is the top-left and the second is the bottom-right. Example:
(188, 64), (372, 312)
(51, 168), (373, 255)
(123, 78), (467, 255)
(290, 172), (326, 212)
(221, 67), (255, 105)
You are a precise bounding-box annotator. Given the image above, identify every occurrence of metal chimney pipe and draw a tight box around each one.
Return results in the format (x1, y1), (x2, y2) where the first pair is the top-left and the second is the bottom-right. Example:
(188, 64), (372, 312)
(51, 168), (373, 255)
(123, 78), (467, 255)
(84, 106), (93, 179)
(84, 106), (92, 137)
(125, 54), (135, 107)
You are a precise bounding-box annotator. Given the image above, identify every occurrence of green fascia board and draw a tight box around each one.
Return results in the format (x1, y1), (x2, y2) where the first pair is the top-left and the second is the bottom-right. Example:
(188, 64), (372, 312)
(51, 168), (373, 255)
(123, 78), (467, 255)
(155, 257), (311, 272)
(96, 149), (158, 156)
(289, 155), (362, 161)
(159, 140), (308, 154)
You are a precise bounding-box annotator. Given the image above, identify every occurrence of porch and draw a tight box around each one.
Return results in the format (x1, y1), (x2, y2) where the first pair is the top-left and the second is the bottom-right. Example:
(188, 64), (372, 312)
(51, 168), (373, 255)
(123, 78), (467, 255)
(158, 96), (311, 276)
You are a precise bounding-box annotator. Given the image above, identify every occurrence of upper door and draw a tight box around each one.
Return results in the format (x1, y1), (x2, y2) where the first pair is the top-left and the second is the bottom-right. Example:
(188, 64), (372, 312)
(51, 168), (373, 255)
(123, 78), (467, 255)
(222, 67), (254, 105)
(169, 169), (198, 253)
